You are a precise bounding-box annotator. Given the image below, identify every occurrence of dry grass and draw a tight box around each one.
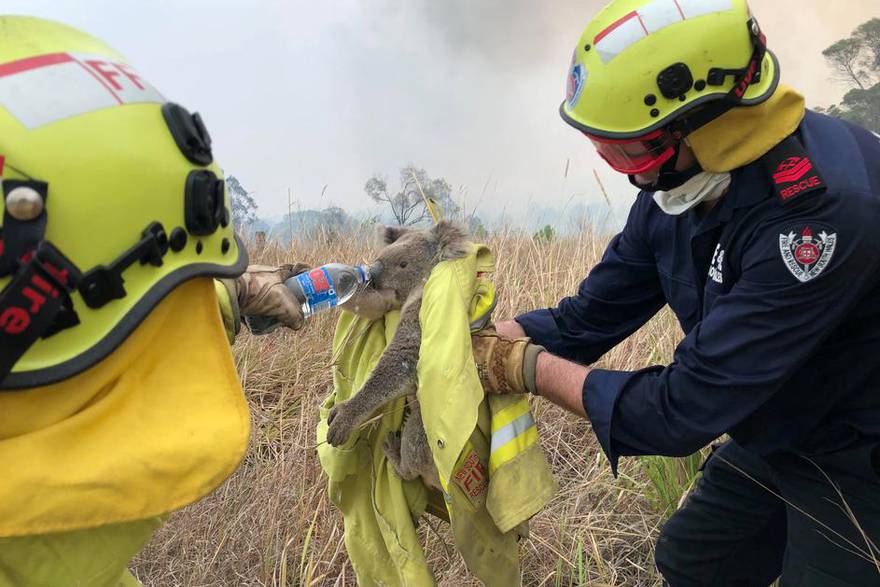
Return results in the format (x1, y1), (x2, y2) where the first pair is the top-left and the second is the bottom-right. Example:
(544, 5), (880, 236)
(132, 226), (688, 586)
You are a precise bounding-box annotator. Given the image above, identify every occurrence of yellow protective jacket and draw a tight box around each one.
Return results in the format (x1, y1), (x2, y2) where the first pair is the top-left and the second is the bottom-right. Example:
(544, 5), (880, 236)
(317, 244), (556, 586)
(0, 278), (249, 586)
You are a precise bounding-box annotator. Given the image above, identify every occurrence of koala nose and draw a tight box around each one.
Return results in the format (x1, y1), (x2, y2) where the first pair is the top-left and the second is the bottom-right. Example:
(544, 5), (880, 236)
(368, 261), (384, 283)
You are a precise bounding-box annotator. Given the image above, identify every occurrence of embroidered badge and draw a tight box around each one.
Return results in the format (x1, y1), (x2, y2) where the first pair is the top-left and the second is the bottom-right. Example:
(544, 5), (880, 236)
(453, 449), (488, 502)
(762, 136), (827, 205)
(779, 225), (836, 282)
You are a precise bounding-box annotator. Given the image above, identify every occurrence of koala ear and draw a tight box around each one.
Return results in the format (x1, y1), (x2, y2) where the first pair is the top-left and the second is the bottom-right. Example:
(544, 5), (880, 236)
(432, 220), (470, 260)
(376, 224), (411, 247)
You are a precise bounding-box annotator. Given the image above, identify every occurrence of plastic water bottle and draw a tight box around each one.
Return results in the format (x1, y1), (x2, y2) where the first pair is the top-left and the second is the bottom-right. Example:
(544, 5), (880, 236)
(244, 263), (372, 335)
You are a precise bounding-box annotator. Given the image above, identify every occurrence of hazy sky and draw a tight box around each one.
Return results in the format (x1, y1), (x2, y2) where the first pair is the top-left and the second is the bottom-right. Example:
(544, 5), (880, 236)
(4, 1), (878, 223)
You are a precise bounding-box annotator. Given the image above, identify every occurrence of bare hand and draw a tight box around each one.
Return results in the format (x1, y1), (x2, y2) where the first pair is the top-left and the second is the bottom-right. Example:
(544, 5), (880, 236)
(495, 319), (527, 338)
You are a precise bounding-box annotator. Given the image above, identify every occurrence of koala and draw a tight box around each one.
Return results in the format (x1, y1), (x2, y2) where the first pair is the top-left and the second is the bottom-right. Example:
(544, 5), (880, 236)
(326, 220), (471, 490)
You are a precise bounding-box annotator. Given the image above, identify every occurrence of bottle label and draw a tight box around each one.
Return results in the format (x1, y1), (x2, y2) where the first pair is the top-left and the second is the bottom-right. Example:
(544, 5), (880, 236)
(296, 268), (338, 312)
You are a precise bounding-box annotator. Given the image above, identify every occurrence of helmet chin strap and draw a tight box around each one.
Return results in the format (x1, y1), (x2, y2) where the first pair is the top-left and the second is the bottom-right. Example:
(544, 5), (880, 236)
(628, 140), (703, 192)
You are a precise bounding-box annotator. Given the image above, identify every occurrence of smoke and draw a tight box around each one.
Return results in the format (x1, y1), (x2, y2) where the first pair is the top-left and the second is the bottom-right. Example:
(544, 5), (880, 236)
(333, 0), (877, 224)
(7, 0), (874, 221)
(366, 0), (602, 69)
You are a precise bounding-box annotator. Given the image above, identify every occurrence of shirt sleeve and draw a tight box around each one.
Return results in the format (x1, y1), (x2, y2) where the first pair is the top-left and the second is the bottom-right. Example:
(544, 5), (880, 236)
(584, 208), (880, 474)
(515, 196), (666, 365)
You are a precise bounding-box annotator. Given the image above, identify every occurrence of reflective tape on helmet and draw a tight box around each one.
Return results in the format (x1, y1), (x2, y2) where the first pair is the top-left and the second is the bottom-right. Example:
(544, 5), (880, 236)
(0, 52), (164, 128)
(489, 400), (538, 475)
(594, 0), (733, 63)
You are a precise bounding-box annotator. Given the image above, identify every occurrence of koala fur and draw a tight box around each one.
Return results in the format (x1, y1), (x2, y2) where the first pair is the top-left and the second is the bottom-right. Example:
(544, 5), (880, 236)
(326, 220), (471, 490)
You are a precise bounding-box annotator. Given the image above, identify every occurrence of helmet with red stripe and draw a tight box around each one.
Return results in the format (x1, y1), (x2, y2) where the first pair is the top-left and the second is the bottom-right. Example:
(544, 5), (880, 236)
(563, 0), (779, 175)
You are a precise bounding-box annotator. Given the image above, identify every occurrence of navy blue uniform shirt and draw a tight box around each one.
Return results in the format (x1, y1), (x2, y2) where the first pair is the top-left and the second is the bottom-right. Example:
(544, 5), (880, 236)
(517, 111), (880, 474)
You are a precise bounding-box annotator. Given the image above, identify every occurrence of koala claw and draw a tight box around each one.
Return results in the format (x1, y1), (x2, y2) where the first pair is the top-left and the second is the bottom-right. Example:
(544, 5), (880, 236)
(326, 404), (355, 447)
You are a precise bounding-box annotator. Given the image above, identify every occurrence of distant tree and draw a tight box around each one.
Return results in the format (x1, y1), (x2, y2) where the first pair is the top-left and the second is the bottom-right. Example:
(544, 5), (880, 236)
(823, 37), (870, 89)
(820, 18), (880, 132)
(226, 175), (258, 230)
(533, 224), (555, 243)
(855, 18), (880, 70)
(365, 165), (459, 225)
(317, 206), (350, 239)
(360, 214), (381, 230)
(819, 86), (880, 133)
(468, 216), (488, 240)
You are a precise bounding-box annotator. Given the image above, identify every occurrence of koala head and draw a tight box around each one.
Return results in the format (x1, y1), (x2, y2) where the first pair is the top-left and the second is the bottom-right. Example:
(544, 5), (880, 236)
(370, 220), (470, 302)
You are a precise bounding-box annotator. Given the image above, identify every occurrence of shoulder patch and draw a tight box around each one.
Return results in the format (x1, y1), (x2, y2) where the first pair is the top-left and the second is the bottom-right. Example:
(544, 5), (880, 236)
(779, 224), (837, 282)
(762, 136), (827, 205)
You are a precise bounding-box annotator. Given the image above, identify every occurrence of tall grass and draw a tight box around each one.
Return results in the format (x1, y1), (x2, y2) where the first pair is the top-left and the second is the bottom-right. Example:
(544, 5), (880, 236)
(133, 226), (698, 586)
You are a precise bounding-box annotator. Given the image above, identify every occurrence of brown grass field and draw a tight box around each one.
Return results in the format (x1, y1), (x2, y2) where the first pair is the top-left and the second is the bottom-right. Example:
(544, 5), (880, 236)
(133, 226), (694, 586)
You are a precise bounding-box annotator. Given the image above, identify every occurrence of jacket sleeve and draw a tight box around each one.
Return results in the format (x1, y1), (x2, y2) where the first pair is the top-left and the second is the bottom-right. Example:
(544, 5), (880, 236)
(515, 196), (666, 365)
(214, 278), (241, 345)
(584, 207), (880, 474)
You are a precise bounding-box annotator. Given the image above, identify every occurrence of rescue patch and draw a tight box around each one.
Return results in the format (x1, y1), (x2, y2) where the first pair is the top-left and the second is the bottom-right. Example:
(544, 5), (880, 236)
(453, 448), (488, 504)
(779, 225), (836, 282)
(762, 136), (826, 205)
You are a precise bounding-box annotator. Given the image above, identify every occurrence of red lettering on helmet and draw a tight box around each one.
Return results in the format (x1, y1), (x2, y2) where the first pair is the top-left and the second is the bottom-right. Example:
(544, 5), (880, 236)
(21, 286), (47, 315)
(0, 307), (29, 335)
(734, 57), (760, 98)
(84, 59), (124, 91)
(0, 272), (60, 335)
(41, 263), (69, 287)
(113, 62), (145, 90)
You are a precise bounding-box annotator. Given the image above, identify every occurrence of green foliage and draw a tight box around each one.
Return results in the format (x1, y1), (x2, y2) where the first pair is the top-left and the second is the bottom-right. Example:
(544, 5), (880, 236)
(855, 18), (880, 69)
(533, 224), (555, 242)
(225, 175), (259, 229)
(820, 18), (880, 132)
(272, 207), (355, 242)
(469, 216), (488, 240)
(818, 85), (880, 133)
(642, 451), (706, 521)
(823, 37), (870, 89)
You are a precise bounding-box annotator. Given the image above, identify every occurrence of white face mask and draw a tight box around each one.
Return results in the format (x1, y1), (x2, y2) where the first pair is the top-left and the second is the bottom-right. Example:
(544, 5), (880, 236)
(652, 171), (732, 216)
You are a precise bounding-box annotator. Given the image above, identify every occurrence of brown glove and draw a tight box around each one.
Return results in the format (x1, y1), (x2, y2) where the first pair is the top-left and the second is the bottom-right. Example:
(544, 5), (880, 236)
(471, 327), (545, 394)
(234, 263), (311, 330)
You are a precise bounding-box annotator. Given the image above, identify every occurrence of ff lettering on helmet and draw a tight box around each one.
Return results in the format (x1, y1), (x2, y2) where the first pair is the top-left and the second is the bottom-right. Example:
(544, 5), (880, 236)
(0, 52), (163, 129)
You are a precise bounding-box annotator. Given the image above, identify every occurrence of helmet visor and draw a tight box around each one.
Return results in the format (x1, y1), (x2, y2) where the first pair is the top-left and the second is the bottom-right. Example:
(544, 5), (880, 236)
(587, 129), (677, 174)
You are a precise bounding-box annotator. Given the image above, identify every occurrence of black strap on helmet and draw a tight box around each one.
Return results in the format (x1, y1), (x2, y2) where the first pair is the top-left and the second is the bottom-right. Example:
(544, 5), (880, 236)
(0, 241), (80, 380)
(670, 18), (768, 138)
(0, 176), (170, 384)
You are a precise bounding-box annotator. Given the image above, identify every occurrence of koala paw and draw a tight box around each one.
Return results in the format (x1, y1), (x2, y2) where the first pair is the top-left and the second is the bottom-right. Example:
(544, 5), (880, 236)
(326, 403), (357, 447)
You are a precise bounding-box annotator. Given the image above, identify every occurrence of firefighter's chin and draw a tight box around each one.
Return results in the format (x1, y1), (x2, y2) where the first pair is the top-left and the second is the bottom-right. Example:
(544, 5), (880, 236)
(634, 170), (660, 186)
